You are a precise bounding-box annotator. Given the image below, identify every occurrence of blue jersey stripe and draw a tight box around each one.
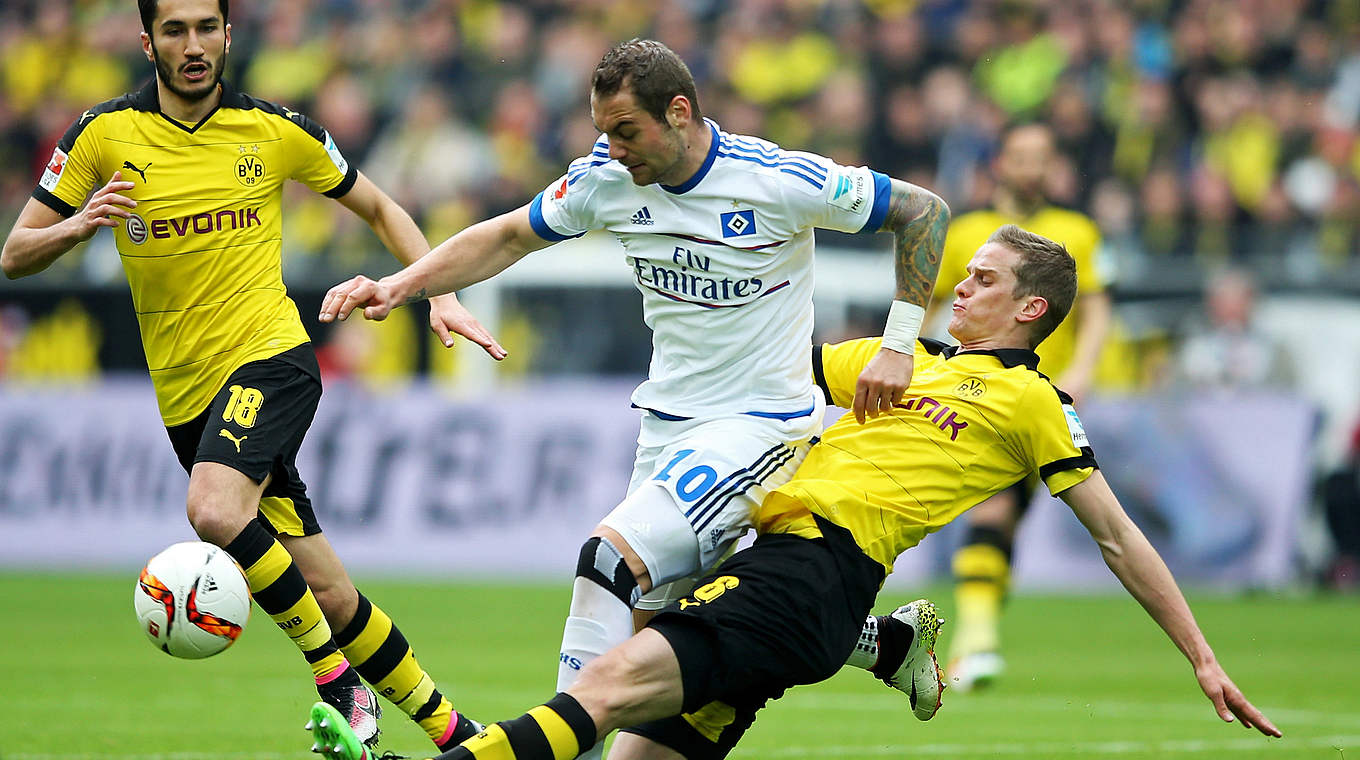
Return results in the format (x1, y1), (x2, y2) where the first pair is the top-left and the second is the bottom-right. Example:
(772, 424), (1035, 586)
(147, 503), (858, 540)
(859, 170), (892, 233)
(742, 403), (817, 421)
(779, 166), (824, 189)
(528, 192), (578, 242)
(722, 135), (781, 157)
(720, 139), (828, 179)
(780, 156), (828, 180)
(716, 150), (828, 189)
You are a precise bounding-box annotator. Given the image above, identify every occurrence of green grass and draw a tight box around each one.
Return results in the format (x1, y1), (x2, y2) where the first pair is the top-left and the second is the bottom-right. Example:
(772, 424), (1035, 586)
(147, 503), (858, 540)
(2, 573), (1357, 759)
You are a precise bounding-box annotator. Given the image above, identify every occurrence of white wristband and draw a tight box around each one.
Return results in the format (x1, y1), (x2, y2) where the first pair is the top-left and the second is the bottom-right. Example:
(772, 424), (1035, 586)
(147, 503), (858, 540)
(881, 300), (925, 354)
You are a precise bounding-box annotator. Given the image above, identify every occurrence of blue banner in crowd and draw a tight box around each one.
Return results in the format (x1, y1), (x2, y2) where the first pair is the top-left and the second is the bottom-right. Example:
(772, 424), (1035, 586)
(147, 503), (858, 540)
(0, 380), (1313, 589)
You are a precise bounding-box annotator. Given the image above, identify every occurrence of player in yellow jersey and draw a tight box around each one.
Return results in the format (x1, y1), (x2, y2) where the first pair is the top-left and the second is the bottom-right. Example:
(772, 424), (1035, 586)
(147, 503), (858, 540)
(929, 122), (1113, 691)
(306, 225), (1279, 760)
(1, 0), (504, 752)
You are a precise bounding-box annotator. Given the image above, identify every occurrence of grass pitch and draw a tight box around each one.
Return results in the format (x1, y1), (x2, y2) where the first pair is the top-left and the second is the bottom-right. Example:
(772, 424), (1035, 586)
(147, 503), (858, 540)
(1, 573), (1356, 759)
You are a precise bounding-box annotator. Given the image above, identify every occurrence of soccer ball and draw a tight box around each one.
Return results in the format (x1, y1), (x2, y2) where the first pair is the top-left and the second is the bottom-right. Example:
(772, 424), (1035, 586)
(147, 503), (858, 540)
(134, 541), (251, 659)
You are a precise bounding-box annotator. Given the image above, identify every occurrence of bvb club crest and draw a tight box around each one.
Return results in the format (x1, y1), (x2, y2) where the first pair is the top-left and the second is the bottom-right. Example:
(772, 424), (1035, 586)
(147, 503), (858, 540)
(955, 377), (987, 399)
(235, 145), (265, 187)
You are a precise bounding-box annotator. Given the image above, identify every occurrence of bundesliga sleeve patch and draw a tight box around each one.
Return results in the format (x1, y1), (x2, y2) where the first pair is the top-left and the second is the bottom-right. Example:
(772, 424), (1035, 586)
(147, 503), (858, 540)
(321, 130), (349, 175)
(39, 146), (68, 192)
(1062, 404), (1089, 448)
(826, 165), (870, 214)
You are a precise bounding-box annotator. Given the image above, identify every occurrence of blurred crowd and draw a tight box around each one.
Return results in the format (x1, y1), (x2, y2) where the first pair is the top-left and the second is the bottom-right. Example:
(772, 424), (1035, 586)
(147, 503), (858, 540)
(1, 0), (1359, 286)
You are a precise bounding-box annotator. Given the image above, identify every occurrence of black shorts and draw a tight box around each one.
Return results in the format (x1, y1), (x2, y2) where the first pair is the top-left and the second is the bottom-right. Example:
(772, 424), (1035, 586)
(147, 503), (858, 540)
(622, 515), (886, 759)
(165, 344), (323, 537)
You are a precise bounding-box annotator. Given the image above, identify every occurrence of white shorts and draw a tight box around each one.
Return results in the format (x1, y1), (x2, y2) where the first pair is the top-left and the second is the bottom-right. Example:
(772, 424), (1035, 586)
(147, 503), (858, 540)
(601, 398), (824, 610)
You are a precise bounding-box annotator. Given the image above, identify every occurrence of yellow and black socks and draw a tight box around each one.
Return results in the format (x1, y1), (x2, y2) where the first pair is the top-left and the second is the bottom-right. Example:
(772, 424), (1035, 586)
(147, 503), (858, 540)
(432, 693), (597, 760)
(949, 526), (1012, 658)
(223, 519), (351, 684)
(334, 592), (476, 750)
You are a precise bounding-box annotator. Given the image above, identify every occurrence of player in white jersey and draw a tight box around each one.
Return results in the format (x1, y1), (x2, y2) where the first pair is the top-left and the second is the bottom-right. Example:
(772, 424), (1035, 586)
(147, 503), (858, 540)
(316, 39), (950, 759)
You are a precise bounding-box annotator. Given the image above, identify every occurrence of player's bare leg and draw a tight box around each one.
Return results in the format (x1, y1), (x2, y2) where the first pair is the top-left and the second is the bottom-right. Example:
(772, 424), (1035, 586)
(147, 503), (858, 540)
(187, 463), (379, 746)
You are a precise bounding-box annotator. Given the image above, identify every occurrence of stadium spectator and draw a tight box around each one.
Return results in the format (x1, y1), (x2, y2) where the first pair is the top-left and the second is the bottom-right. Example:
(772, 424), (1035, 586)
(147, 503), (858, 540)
(3, 0), (1357, 296)
(306, 225), (1283, 760)
(1173, 267), (1294, 391)
(0, 0), (505, 752)
(312, 37), (950, 760)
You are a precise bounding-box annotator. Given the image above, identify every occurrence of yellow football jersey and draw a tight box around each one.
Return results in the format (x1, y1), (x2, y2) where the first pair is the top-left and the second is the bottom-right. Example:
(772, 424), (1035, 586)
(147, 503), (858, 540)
(757, 337), (1097, 573)
(934, 207), (1105, 379)
(34, 80), (356, 425)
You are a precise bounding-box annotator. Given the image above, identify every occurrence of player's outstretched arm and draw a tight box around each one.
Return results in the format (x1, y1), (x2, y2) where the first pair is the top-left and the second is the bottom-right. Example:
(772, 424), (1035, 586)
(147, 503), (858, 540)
(319, 202), (547, 325)
(1061, 472), (1282, 738)
(335, 172), (507, 359)
(852, 179), (949, 423)
(2, 173), (136, 279)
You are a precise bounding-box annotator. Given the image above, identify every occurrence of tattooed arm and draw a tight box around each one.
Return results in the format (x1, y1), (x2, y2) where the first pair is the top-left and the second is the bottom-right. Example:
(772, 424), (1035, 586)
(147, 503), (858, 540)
(883, 179), (950, 309)
(852, 179), (950, 422)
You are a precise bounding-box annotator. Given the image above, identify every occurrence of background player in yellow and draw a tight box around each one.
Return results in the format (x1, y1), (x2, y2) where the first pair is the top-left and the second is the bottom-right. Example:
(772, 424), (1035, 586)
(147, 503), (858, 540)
(1, 0), (505, 752)
(927, 122), (1112, 690)
(305, 224), (1279, 760)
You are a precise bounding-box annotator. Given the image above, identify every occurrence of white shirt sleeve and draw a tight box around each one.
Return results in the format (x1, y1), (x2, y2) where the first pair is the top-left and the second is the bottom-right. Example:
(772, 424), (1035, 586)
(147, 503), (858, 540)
(774, 150), (893, 234)
(528, 137), (611, 241)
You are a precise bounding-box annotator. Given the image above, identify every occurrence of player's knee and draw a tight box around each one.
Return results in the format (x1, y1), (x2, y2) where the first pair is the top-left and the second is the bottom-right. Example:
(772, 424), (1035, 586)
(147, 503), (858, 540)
(578, 536), (642, 607)
(574, 648), (651, 718)
(185, 497), (249, 546)
(308, 580), (357, 624)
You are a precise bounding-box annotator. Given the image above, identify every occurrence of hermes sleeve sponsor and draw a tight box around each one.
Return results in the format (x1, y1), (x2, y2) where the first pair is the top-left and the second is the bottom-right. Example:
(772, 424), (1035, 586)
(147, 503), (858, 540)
(321, 130), (348, 175)
(825, 166), (869, 214)
(1062, 404), (1089, 448)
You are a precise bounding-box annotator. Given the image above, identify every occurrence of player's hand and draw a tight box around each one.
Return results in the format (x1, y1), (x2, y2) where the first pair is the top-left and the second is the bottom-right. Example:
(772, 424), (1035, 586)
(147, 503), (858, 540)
(853, 347), (915, 424)
(73, 171), (137, 241)
(1195, 661), (1281, 738)
(319, 275), (399, 323)
(428, 292), (508, 360)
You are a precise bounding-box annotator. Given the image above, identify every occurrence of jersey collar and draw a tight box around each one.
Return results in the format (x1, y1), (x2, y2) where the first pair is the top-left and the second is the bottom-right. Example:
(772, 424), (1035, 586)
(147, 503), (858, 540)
(131, 76), (245, 132)
(660, 119), (720, 195)
(937, 341), (1041, 371)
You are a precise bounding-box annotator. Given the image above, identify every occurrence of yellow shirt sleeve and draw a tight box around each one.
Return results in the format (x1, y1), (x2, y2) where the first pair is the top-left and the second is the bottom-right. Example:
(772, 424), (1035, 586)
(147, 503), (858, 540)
(1011, 379), (1097, 496)
(280, 112), (354, 197)
(39, 115), (104, 213)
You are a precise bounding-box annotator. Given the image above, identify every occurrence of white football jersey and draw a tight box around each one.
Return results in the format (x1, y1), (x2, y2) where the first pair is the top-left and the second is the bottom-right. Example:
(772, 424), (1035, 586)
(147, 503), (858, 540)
(530, 119), (891, 419)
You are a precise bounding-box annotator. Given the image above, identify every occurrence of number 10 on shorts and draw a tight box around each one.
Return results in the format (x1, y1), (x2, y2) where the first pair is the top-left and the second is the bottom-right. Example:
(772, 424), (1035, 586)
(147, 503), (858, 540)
(654, 449), (718, 503)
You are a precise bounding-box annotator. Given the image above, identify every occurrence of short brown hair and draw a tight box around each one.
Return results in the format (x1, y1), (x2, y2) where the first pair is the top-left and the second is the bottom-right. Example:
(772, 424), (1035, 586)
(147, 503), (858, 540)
(987, 224), (1077, 348)
(592, 39), (702, 125)
(139, 0), (229, 35)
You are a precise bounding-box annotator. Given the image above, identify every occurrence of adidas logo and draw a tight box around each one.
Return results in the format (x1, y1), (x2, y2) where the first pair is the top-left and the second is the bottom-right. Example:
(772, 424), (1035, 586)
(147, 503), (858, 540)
(630, 206), (654, 226)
